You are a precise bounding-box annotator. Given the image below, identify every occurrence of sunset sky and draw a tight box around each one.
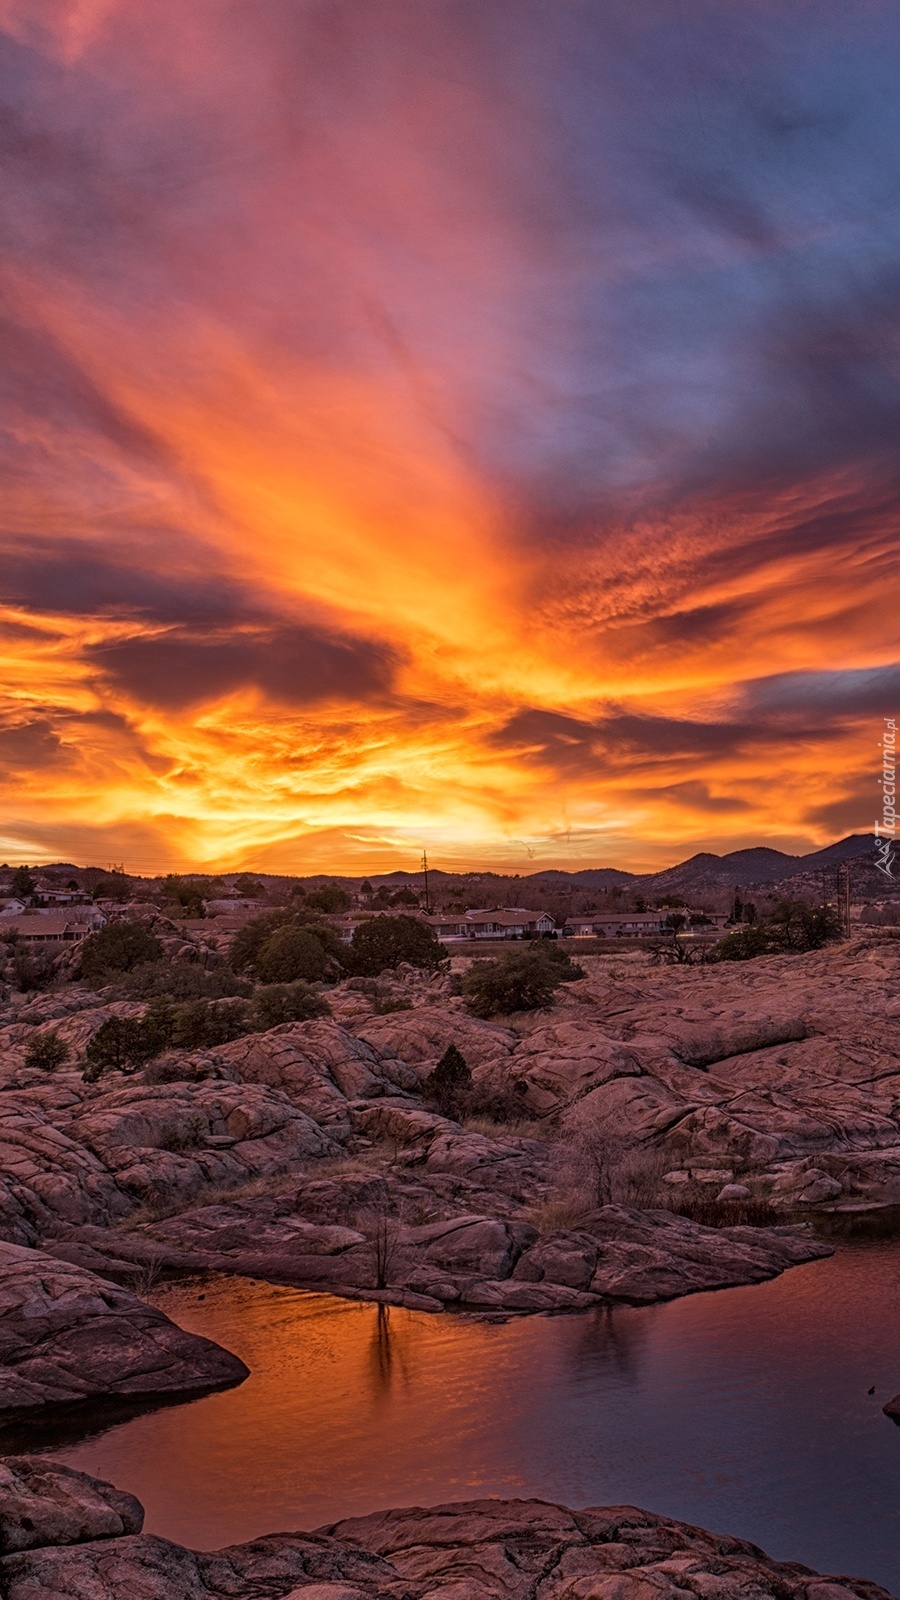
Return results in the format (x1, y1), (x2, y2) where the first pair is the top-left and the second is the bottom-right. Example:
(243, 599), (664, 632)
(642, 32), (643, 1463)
(1, 0), (898, 874)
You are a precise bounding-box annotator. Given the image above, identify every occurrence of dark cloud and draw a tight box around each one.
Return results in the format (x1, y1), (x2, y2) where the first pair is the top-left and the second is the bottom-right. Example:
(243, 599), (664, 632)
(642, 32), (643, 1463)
(0, 544), (249, 623)
(0, 719), (64, 771)
(88, 625), (400, 710)
(739, 664), (900, 720)
(491, 707), (766, 773)
(648, 780), (751, 815)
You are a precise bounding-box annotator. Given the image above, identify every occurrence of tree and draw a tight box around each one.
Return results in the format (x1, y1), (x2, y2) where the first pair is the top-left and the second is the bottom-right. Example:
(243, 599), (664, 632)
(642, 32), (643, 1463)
(230, 910), (297, 971)
(92, 874), (131, 902)
(233, 874), (266, 898)
(80, 923), (163, 984)
(350, 914), (445, 975)
(305, 883), (351, 913)
(461, 948), (563, 1018)
(24, 1030), (71, 1071)
(83, 1014), (167, 1079)
(422, 1044), (472, 1115)
(251, 981), (330, 1030)
(255, 925), (331, 983)
(10, 867), (35, 898)
(359, 879), (373, 896)
(162, 875), (205, 918)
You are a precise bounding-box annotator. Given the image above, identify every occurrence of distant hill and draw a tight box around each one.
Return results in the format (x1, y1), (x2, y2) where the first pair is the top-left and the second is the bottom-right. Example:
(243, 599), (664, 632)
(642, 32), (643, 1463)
(33, 833), (891, 903)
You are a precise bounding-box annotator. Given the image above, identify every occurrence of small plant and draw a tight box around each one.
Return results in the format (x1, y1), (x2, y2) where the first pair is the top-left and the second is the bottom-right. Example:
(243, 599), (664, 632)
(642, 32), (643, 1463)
(251, 981), (330, 1029)
(83, 1013), (169, 1080)
(422, 1044), (473, 1115)
(24, 1029), (71, 1071)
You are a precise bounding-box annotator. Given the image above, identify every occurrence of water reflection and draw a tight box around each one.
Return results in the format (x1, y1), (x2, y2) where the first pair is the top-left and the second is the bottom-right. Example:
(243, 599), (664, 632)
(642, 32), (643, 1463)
(36, 1244), (900, 1594)
(570, 1302), (649, 1382)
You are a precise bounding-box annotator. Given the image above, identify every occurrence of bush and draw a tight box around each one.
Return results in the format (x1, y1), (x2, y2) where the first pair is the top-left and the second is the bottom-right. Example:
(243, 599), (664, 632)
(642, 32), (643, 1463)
(230, 910), (296, 971)
(9, 944), (57, 992)
(84, 1014), (168, 1080)
(422, 1044), (473, 1115)
(716, 901), (842, 962)
(305, 883), (351, 913)
(119, 961), (249, 1001)
(24, 1030), (71, 1071)
(251, 981), (330, 1030)
(350, 914), (445, 975)
(461, 948), (566, 1017)
(145, 996), (252, 1050)
(255, 925), (331, 984)
(80, 923), (163, 984)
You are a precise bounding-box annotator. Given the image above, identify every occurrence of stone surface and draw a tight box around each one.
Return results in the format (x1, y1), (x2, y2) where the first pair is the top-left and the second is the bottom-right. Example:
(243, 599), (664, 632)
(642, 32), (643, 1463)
(0, 1457), (143, 1553)
(0, 1242), (247, 1417)
(3, 939), (899, 1334)
(0, 1470), (892, 1598)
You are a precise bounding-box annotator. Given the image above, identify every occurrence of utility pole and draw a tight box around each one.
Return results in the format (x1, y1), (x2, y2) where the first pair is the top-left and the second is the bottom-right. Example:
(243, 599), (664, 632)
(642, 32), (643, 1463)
(421, 851), (431, 914)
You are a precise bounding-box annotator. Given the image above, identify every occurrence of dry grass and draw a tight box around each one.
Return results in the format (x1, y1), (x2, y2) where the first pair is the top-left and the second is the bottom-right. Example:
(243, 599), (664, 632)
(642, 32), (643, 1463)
(527, 1194), (593, 1233)
(461, 1114), (545, 1140)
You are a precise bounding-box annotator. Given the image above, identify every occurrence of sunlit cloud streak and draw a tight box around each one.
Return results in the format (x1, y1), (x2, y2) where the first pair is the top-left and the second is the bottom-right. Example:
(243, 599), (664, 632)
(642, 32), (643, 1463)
(0, 0), (898, 871)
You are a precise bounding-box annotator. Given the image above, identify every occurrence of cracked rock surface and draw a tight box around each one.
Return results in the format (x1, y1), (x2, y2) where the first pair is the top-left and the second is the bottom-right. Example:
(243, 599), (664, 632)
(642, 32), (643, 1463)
(0, 1464), (892, 1599)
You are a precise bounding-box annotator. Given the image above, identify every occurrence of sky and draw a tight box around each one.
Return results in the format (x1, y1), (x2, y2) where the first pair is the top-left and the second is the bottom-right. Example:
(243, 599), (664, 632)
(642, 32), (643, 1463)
(1, 0), (898, 875)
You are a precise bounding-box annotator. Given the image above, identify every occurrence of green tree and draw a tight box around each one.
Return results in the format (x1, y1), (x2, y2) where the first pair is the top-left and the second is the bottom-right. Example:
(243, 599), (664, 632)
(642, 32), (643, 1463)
(461, 948), (564, 1018)
(162, 875), (205, 918)
(24, 1030), (71, 1070)
(251, 981), (330, 1029)
(422, 1044), (473, 1116)
(255, 925), (331, 984)
(305, 883), (351, 913)
(350, 914), (445, 975)
(80, 923), (164, 984)
(84, 1014), (167, 1079)
(10, 867), (35, 898)
(233, 874), (266, 898)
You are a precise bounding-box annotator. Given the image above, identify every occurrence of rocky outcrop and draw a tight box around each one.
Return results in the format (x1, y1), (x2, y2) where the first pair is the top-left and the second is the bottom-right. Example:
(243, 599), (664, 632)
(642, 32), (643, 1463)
(0, 1243), (247, 1418)
(0, 1457), (143, 1552)
(0, 1079), (338, 1246)
(0, 1468), (891, 1598)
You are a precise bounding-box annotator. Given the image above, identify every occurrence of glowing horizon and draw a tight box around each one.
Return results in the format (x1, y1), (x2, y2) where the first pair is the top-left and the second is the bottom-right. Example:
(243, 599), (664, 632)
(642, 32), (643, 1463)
(1, 2), (897, 876)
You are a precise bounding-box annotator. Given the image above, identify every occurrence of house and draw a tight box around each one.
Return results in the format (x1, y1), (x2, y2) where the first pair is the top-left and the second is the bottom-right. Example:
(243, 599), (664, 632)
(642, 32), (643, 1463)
(0, 899), (27, 918)
(428, 909), (556, 941)
(0, 914), (98, 944)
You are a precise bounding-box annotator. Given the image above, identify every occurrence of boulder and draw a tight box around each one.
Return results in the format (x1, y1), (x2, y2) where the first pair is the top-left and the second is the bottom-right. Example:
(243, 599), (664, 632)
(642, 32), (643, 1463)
(0, 1458), (143, 1553)
(0, 1470), (889, 1600)
(0, 1242), (247, 1416)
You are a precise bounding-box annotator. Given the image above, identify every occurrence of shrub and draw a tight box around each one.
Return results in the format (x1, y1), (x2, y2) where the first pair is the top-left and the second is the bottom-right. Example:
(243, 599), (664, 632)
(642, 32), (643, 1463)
(9, 944), (57, 992)
(230, 910), (296, 971)
(305, 883), (351, 913)
(716, 901), (842, 962)
(80, 923), (163, 983)
(119, 961), (249, 1001)
(24, 1029), (71, 1071)
(716, 925), (772, 961)
(461, 948), (564, 1017)
(255, 925), (331, 984)
(84, 1014), (167, 1080)
(350, 914), (445, 975)
(146, 996), (252, 1050)
(422, 1044), (473, 1115)
(251, 981), (330, 1029)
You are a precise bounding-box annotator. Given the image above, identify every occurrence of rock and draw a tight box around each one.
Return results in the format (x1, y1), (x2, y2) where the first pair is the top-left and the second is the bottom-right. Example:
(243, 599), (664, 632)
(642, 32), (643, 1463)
(718, 1183), (751, 1200)
(0, 1457), (143, 1552)
(0, 1470), (890, 1600)
(668, 1014), (808, 1067)
(0, 1242), (248, 1417)
(883, 1394), (900, 1421)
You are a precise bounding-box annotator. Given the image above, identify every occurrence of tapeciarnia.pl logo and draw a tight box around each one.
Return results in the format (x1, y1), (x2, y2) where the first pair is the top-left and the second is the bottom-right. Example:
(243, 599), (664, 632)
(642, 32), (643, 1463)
(876, 716), (897, 878)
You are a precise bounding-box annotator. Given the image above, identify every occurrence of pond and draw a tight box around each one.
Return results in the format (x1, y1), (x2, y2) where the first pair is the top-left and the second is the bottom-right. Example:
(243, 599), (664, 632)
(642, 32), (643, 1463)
(33, 1240), (900, 1593)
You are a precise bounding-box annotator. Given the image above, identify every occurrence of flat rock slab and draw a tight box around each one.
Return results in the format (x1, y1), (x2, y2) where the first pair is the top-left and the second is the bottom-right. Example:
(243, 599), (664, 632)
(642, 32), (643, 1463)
(0, 1242), (248, 1419)
(0, 1469), (892, 1598)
